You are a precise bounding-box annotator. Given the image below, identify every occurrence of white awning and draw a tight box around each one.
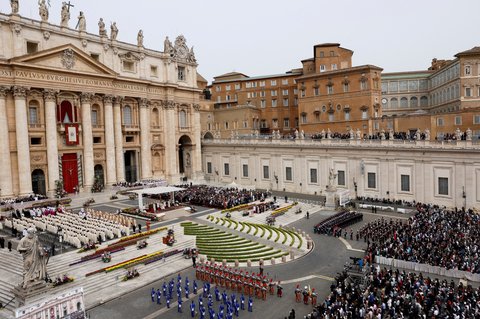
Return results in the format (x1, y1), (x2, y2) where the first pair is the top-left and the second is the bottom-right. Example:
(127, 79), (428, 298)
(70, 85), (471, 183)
(131, 186), (185, 196)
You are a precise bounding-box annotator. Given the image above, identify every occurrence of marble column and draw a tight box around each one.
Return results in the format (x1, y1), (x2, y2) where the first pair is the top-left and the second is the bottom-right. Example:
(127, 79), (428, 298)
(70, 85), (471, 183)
(44, 89), (59, 193)
(0, 87), (13, 197)
(163, 100), (178, 182)
(103, 95), (116, 185)
(80, 92), (94, 189)
(192, 103), (203, 179)
(139, 98), (152, 180)
(113, 96), (125, 182)
(13, 86), (33, 195)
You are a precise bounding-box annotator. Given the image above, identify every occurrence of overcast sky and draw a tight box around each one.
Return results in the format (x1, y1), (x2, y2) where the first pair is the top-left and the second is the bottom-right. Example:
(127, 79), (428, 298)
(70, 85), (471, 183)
(2, 0), (479, 82)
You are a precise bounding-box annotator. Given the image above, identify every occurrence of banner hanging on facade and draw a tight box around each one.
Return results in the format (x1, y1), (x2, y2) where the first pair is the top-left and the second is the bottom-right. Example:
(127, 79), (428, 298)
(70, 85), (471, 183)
(65, 124), (79, 145)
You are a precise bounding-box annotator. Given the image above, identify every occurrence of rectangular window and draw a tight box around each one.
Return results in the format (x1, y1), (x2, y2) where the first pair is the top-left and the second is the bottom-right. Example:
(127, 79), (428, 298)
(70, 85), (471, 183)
(207, 162), (212, 174)
(123, 60), (135, 72)
(314, 87), (319, 96)
(300, 89), (306, 97)
(27, 41), (38, 54)
(344, 112), (350, 121)
(319, 51), (324, 58)
(474, 114), (480, 124)
(271, 99), (277, 107)
(294, 98), (298, 106)
(343, 83), (349, 92)
(284, 118), (290, 128)
(328, 113), (334, 122)
(224, 163), (230, 176)
(367, 172), (376, 189)
(260, 91), (266, 97)
(320, 65), (326, 72)
(29, 107), (38, 124)
(125, 136), (134, 143)
(224, 122), (229, 129)
(90, 53), (100, 61)
(150, 65), (158, 77)
(438, 177), (448, 195)
(259, 81), (265, 87)
(260, 100), (266, 108)
(301, 114), (307, 123)
(283, 98), (289, 107)
(331, 64), (337, 70)
(215, 86), (221, 92)
(455, 116), (462, 125)
(235, 83), (241, 90)
(330, 50), (335, 56)
(282, 89), (289, 96)
(400, 174), (410, 192)
(91, 110), (98, 125)
(285, 167), (292, 181)
(245, 82), (252, 88)
(293, 88), (298, 95)
(271, 90), (277, 96)
(337, 170), (345, 186)
(93, 136), (102, 144)
(310, 168), (318, 183)
(272, 119), (278, 127)
(30, 137), (42, 145)
(177, 66), (185, 81)
(361, 81), (367, 90)
(362, 110), (368, 119)
(282, 79), (289, 85)
(263, 165), (269, 179)
(437, 118), (444, 126)
(225, 85), (231, 91)
(242, 164), (248, 177)
(327, 86), (333, 94)
(465, 87), (472, 97)
(465, 65), (471, 75)
(226, 95), (231, 101)
(271, 80), (277, 86)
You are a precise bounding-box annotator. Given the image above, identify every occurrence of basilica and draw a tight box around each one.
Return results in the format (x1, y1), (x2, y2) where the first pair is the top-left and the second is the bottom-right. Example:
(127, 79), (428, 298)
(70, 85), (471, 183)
(0, 2), (204, 197)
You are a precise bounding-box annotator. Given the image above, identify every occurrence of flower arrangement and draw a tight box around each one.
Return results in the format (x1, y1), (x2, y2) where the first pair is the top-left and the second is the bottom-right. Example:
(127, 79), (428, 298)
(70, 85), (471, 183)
(52, 275), (74, 287)
(220, 203), (250, 214)
(270, 202), (298, 217)
(110, 227), (166, 245)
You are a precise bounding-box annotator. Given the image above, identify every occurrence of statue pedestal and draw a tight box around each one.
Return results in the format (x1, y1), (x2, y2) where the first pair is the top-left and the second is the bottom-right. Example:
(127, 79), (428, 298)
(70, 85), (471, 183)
(325, 187), (337, 209)
(11, 281), (50, 308)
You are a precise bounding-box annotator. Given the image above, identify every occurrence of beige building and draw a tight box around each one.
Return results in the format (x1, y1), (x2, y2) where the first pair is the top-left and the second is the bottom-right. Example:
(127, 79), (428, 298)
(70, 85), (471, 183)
(0, 7), (203, 197)
(202, 138), (480, 209)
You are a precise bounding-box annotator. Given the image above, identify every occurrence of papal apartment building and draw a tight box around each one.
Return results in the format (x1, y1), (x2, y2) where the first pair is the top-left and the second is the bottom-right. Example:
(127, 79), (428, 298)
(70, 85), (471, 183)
(0, 6), (204, 197)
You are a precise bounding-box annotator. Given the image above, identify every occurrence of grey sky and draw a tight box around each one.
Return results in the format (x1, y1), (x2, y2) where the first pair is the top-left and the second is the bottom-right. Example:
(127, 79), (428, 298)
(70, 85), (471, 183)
(2, 0), (479, 82)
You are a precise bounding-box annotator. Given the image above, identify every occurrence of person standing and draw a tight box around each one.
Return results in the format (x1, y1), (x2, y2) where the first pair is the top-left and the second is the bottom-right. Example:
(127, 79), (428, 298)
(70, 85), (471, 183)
(0, 237), (5, 249)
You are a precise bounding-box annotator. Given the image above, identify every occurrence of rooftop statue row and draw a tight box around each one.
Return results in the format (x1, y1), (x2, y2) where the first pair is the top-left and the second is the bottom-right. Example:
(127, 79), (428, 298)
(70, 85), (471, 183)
(10, 1), (197, 63)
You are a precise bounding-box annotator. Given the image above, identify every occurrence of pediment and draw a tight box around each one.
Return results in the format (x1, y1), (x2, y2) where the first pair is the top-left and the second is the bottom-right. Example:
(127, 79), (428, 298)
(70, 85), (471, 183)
(10, 44), (117, 76)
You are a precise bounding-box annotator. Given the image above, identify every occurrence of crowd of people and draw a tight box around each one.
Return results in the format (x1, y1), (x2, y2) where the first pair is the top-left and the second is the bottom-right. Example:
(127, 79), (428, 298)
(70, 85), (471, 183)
(0, 194), (48, 206)
(366, 205), (480, 274)
(112, 179), (167, 189)
(170, 185), (271, 209)
(313, 210), (363, 236)
(306, 266), (480, 318)
(356, 196), (416, 207)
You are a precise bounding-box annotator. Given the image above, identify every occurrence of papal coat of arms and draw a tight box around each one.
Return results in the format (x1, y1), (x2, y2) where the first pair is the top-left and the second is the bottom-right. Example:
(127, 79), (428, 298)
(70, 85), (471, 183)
(61, 49), (76, 69)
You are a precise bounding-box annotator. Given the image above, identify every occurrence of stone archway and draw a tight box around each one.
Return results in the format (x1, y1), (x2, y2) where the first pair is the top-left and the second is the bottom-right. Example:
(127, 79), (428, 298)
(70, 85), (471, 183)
(203, 132), (214, 139)
(31, 169), (46, 195)
(178, 135), (193, 180)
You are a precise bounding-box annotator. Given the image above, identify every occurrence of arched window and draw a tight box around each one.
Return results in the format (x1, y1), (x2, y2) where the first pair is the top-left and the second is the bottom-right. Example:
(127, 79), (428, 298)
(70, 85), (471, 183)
(420, 96), (428, 107)
(410, 97), (418, 108)
(400, 97), (408, 108)
(123, 105), (132, 125)
(390, 98), (398, 108)
(59, 100), (75, 123)
(179, 110), (187, 128)
(151, 107), (159, 127)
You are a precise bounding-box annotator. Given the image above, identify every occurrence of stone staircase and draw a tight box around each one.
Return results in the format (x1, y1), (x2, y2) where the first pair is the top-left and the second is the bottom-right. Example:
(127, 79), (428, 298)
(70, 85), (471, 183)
(0, 228), (197, 317)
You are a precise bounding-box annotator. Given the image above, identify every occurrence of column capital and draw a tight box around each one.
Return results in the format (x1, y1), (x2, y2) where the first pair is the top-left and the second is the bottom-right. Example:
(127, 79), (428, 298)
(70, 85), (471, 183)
(43, 89), (57, 102)
(138, 98), (149, 108)
(80, 92), (93, 104)
(161, 99), (176, 110)
(13, 86), (28, 99)
(0, 86), (10, 98)
(103, 94), (114, 104)
(113, 96), (124, 105)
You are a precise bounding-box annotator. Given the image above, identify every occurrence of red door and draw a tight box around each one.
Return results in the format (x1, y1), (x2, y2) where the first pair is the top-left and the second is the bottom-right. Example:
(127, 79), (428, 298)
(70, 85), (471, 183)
(62, 153), (78, 193)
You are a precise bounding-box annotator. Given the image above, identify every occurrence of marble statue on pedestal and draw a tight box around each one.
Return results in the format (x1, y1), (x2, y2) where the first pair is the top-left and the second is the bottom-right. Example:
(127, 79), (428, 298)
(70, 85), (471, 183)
(11, 0), (19, 14)
(164, 36), (173, 55)
(98, 18), (107, 37)
(110, 22), (118, 40)
(455, 128), (462, 140)
(60, 2), (70, 27)
(356, 129), (361, 140)
(424, 129), (430, 141)
(466, 128), (472, 141)
(38, 0), (48, 22)
(137, 30), (144, 47)
(17, 228), (48, 289)
(76, 11), (86, 31)
(328, 168), (337, 190)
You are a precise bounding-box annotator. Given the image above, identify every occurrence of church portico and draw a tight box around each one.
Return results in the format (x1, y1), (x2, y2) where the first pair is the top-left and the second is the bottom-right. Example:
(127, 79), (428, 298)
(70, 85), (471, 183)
(0, 9), (203, 197)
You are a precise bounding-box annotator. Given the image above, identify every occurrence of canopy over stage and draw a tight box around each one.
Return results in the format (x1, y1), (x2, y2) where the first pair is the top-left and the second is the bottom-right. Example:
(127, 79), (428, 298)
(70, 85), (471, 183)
(131, 186), (185, 210)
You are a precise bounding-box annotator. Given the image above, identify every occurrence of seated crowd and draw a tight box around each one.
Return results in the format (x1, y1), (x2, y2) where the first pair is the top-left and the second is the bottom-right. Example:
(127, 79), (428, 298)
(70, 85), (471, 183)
(356, 196), (416, 207)
(306, 266), (480, 318)
(5, 207), (131, 248)
(366, 205), (480, 273)
(165, 185), (271, 209)
(112, 179), (167, 189)
(0, 193), (48, 206)
(313, 210), (363, 235)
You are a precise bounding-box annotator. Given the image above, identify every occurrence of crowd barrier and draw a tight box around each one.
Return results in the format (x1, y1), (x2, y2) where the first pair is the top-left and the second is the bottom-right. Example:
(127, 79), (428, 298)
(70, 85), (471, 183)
(375, 256), (480, 282)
